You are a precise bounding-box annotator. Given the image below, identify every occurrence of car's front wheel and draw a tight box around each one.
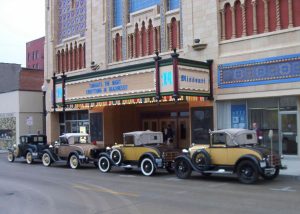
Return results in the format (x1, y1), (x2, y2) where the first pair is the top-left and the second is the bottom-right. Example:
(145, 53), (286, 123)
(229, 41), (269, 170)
(69, 154), (80, 169)
(141, 158), (156, 176)
(262, 167), (280, 180)
(98, 156), (111, 173)
(26, 152), (33, 164)
(7, 151), (15, 162)
(174, 158), (192, 179)
(237, 160), (259, 184)
(42, 153), (52, 167)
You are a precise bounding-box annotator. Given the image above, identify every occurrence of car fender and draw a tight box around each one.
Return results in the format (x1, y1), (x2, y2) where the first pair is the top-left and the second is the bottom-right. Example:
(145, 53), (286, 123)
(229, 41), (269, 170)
(43, 149), (58, 162)
(139, 152), (159, 168)
(235, 154), (263, 174)
(175, 155), (200, 172)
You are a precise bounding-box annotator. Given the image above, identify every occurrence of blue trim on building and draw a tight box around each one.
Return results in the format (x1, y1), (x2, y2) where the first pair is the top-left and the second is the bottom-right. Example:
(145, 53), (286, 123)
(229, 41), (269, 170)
(114, 0), (123, 27)
(129, 0), (160, 13)
(218, 53), (300, 88)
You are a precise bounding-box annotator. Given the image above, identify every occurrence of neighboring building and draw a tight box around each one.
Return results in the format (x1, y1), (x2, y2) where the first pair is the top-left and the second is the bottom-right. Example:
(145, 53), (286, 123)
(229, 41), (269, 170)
(26, 37), (45, 70)
(216, 0), (300, 157)
(0, 63), (44, 149)
(45, 0), (300, 157)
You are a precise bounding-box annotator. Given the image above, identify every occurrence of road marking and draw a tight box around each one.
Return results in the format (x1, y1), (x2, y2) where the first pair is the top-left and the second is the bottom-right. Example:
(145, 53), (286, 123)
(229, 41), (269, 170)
(73, 183), (139, 197)
(165, 178), (182, 181)
(119, 175), (137, 178)
(270, 186), (296, 192)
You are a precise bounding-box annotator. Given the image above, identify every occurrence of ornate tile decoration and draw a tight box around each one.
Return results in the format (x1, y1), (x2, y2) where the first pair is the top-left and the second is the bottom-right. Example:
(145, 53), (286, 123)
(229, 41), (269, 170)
(218, 53), (300, 88)
(160, 0), (166, 52)
(58, 0), (86, 43)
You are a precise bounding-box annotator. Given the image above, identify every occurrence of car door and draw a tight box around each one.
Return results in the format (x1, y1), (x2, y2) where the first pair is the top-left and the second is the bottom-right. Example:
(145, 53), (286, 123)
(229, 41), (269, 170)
(208, 132), (228, 166)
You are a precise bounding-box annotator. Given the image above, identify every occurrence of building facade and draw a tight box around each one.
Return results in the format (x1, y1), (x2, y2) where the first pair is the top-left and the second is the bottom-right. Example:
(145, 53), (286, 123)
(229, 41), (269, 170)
(0, 63), (44, 149)
(26, 37), (45, 70)
(45, 0), (300, 157)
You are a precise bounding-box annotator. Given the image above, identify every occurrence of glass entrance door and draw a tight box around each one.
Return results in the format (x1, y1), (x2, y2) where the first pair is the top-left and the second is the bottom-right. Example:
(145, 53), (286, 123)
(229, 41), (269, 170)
(280, 113), (298, 155)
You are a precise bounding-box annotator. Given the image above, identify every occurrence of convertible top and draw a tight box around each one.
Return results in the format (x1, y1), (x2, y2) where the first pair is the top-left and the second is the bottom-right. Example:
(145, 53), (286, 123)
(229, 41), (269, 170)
(123, 131), (163, 146)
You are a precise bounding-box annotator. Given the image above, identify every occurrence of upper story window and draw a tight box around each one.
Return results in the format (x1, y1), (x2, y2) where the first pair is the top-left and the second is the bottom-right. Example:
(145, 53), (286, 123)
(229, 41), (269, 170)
(168, 0), (179, 11)
(114, 0), (123, 27)
(129, 0), (160, 13)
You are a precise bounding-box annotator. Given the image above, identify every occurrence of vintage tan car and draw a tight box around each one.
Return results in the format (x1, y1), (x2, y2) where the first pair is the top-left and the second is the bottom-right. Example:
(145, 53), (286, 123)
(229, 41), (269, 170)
(42, 133), (105, 169)
(97, 131), (179, 176)
(174, 129), (286, 184)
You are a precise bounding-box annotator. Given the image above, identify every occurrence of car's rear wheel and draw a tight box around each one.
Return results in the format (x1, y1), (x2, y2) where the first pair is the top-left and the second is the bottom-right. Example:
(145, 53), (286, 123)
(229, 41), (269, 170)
(42, 153), (52, 167)
(174, 158), (192, 179)
(26, 152), (33, 164)
(237, 160), (259, 184)
(110, 149), (122, 165)
(262, 167), (280, 180)
(141, 158), (156, 176)
(98, 156), (111, 173)
(69, 154), (80, 169)
(7, 151), (15, 162)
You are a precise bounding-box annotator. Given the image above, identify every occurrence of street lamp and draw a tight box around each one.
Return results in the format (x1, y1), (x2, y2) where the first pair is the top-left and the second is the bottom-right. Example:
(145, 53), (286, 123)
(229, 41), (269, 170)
(41, 82), (48, 135)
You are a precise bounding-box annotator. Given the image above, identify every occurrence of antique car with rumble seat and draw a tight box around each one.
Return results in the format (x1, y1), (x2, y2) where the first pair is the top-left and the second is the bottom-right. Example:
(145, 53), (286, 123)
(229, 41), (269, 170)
(174, 129), (286, 184)
(8, 134), (48, 164)
(97, 131), (179, 176)
(42, 133), (105, 169)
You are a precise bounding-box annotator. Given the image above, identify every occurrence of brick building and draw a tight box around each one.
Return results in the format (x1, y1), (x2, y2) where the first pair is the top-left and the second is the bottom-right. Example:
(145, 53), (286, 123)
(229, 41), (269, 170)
(45, 0), (300, 157)
(26, 37), (45, 70)
(0, 63), (44, 149)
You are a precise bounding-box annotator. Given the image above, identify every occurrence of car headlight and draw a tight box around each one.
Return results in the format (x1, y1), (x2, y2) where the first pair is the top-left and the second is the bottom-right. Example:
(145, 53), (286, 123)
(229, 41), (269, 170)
(182, 149), (189, 153)
(106, 146), (111, 151)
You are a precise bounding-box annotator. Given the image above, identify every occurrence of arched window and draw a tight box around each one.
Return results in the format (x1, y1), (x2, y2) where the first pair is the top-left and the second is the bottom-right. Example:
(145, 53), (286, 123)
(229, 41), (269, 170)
(141, 21), (147, 56)
(148, 20), (154, 55)
(225, 3), (233, 39)
(74, 42), (78, 70)
(256, 0), (265, 34)
(293, 0), (300, 27)
(79, 44), (83, 69)
(69, 44), (73, 71)
(83, 43), (86, 68)
(268, 0), (277, 32)
(61, 49), (65, 72)
(245, 0), (254, 35)
(280, 0), (289, 29)
(57, 50), (61, 73)
(171, 17), (178, 50)
(65, 45), (69, 72)
(115, 33), (122, 61)
(134, 24), (140, 57)
(235, 1), (243, 38)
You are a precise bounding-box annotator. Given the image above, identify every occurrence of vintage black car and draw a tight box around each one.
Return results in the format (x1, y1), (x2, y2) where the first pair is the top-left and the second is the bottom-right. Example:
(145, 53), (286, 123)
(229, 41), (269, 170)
(42, 133), (105, 169)
(7, 134), (48, 164)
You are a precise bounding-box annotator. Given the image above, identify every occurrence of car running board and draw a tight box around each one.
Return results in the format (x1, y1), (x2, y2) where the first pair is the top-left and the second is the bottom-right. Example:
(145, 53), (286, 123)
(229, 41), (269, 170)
(203, 169), (233, 174)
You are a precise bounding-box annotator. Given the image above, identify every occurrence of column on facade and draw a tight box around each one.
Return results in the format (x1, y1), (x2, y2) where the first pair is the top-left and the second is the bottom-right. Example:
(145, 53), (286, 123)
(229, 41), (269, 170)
(231, 6), (236, 38)
(113, 38), (116, 62)
(157, 26), (161, 52)
(77, 44), (81, 69)
(69, 44), (73, 71)
(275, 0), (281, 30)
(167, 23), (172, 50)
(176, 21), (180, 49)
(241, 3), (247, 36)
(65, 45), (69, 72)
(252, 0), (258, 34)
(153, 27), (157, 53)
(133, 32), (136, 58)
(220, 9), (226, 40)
(145, 27), (149, 56)
(288, 0), (293, 28)
(263, 0), (269, 33)
(127, 35), (131, 59)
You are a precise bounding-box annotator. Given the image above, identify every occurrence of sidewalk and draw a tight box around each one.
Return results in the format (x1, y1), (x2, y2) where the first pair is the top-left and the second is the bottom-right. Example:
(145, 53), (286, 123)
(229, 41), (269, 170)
(281, 156), (300, 177)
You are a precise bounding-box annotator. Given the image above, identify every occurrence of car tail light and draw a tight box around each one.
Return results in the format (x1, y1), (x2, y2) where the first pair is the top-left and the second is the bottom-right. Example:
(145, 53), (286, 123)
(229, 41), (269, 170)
(92, 141), (96, 145)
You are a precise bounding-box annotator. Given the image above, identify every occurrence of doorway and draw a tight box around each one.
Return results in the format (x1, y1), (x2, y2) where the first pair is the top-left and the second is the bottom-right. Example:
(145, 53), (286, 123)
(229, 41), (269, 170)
(280, 112), (298, 155)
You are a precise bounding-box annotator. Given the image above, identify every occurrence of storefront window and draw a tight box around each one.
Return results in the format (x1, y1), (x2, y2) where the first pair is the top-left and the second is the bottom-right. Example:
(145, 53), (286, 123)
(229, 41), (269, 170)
(59, 111), (89, 135)
(191, 107), (213, 144)
(280, 97), (297, 111)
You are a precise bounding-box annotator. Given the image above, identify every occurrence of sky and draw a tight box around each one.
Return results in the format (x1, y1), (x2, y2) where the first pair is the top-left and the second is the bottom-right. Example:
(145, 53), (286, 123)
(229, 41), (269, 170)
(0, 0), (45, 67)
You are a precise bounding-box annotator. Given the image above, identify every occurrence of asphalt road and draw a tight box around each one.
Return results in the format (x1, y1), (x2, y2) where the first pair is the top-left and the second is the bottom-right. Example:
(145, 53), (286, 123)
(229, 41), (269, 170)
(0, 153), (299, 214)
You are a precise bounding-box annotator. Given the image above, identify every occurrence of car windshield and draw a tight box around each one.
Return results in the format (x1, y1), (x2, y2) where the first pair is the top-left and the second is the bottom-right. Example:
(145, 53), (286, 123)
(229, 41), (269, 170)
(68, 136), (89, 144)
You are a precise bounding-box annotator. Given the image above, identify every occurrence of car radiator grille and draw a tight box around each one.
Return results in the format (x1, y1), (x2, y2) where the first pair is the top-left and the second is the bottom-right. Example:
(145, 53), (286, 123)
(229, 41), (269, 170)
(269, 154), (281, 166)
(164, 152), (179, 162)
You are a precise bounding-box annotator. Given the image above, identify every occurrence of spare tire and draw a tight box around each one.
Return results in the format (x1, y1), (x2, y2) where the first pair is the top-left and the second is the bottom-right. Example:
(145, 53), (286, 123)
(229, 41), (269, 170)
(191, 150), (211, 171)
(110, 149), (123, 165)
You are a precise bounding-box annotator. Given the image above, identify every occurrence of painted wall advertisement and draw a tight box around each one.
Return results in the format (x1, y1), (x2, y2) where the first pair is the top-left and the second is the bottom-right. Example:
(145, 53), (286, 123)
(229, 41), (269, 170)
(231, 105), (247, 129)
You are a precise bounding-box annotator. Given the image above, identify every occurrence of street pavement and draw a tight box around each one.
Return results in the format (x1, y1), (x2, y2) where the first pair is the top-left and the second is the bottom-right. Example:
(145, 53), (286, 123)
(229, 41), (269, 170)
(0, 153), (299, 214)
